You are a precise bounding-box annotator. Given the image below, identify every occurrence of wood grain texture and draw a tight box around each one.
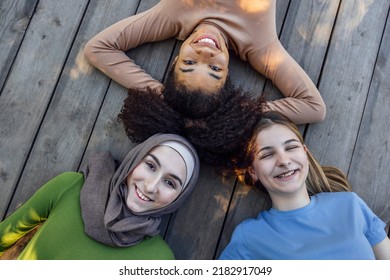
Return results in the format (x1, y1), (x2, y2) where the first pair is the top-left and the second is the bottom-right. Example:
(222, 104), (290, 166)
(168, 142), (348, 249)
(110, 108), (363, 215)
(305, 0), (390, 173)
(347, 13), (390, 224)
(0, 0), (38, 90)
(0, 0), (90, 218)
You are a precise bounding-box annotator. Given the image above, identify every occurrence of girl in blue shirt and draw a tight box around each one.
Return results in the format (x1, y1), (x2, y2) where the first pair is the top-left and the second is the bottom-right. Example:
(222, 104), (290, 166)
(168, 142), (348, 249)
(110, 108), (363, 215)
(220, 112), (390, 260)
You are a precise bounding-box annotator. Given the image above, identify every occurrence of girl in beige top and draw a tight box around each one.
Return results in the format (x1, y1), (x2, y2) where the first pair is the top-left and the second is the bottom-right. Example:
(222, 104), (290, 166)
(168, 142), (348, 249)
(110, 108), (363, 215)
(84, 0), (325, 124)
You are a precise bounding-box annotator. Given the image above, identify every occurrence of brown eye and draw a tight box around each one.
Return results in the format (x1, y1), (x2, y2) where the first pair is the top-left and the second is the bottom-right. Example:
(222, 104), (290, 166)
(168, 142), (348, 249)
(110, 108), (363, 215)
(145, 162), (156, 172)
(164, 179), (176, 189)
(184, 60), (195, 65)
(210, 65), (221, 71)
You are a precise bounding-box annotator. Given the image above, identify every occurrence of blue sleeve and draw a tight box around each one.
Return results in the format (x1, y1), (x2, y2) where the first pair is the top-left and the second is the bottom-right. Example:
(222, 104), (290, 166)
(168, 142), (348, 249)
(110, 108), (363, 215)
(353, 193), (387, 246)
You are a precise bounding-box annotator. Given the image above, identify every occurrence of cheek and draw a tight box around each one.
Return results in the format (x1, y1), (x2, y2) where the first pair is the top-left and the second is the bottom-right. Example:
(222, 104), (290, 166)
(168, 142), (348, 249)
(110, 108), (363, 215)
(128, 167), (139, 179)
(127, 165), (147, 183)
(160, 189), (181, 205)
(299, 154), (310, 177)
(300, 154), (309, 168)
(126, 172), (133, 185)
(178, 43), (192, 57)
(252, 161), (270, 181)
(217, 53), (229, 67)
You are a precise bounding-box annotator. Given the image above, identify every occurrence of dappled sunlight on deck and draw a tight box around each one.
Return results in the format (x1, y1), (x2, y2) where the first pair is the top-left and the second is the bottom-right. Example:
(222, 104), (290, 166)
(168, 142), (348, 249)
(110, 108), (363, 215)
(69, 48), (93, 80)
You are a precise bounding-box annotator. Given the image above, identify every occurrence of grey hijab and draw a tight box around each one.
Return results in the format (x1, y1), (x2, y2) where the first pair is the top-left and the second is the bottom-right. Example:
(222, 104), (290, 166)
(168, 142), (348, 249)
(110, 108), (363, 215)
(80, 134), (199, 247)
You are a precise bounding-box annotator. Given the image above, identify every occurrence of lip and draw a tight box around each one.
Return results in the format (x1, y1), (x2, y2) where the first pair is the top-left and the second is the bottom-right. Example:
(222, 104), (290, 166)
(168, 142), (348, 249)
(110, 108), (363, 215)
(135, 186), (153, 202)
(193, 34), (220, 50)
(274, 169), (299, 181)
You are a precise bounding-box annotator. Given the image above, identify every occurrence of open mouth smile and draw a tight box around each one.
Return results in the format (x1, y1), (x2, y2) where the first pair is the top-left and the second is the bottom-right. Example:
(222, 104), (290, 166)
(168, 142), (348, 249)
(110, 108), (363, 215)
(194, 36), (220, 49)
(275, 170), (297, 179)
(135, 187), (152, 202)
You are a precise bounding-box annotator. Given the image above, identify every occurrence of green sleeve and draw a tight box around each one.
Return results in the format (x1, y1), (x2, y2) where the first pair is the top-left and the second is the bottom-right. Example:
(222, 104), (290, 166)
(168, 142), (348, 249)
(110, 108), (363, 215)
(0, 172), (83, 255)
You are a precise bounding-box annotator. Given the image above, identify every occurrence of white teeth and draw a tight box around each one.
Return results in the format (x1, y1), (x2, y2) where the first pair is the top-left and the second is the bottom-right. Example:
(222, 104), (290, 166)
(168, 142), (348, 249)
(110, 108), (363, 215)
(198, 38), (216, 47)
(136, 187), (151, 201)
(277, 170), (295, 178)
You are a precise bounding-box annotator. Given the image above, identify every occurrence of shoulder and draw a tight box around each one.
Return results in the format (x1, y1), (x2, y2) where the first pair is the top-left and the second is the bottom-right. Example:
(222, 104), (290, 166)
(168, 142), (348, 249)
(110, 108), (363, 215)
(44, 172), (84, 189)
(233, 213), (268, 236)
(314, 191), (358, 203)
(35, 172), (84, 198)
(314, 192), (372, 214)
(219, 213), (269, 260)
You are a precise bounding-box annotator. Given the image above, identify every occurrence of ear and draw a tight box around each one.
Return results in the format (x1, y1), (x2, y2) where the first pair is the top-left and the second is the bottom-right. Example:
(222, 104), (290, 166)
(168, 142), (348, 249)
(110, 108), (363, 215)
(172, 56), (178, 65)
(247, 166), (258, 183)
(303, 144), (308, 153)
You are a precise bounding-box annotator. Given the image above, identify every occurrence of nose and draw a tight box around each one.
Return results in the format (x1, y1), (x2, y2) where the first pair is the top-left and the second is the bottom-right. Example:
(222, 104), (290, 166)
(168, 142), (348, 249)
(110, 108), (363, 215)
(195, 45), (214, 57)
(144, 175), (160, 193)
(276, 151), (291, 167)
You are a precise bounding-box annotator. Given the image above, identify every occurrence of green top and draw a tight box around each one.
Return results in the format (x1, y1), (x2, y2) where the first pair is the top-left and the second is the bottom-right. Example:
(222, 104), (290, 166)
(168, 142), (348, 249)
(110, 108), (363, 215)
(0, 172), (174, 260)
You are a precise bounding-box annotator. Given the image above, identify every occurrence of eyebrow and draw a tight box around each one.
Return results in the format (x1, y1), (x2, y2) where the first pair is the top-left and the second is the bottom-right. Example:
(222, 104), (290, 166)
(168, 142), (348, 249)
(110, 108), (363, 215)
(179, 67), (222, 80)
(257, 139), (300, 154)
(148, 153), (184, 187)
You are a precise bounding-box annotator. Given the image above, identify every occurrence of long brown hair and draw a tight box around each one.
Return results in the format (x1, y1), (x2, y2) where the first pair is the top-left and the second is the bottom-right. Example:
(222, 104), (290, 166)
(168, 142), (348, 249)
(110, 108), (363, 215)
(239, 111), (351, 195)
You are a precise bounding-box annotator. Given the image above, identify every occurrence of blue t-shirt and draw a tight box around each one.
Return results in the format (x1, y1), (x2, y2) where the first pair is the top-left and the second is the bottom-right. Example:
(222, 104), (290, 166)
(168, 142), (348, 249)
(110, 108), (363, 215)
(219, 192), (387, 260)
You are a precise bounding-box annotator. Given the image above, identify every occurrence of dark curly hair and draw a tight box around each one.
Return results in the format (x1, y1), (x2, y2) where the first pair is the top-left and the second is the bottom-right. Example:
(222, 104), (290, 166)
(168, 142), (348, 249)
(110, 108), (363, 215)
(118, 87), (265, 176)
(118, 88), (184, 142)
(162, 60), (234, 119)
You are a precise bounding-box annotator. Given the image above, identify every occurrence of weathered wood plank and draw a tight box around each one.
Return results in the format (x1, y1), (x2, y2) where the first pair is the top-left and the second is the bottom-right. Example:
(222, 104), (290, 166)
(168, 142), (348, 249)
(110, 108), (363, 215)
(215, 0), (341, 258)
(264, 0), (340, 100)
(305, 0), (390, 173)
(348, 14), (390, 225)
(0, 0), (38, 90)
(0, 0), (89, 218)
(5, 0), (144, 214)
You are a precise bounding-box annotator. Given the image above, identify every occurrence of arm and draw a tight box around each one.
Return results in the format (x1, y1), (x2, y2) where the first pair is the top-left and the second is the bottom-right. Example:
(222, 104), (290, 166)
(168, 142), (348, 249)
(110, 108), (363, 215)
(248, 40), (326, 124)
(354, 193), (390, 259)
(0, 172), (83, 255)
(373, 237), (390, 260)
(84, 3), (177, 91)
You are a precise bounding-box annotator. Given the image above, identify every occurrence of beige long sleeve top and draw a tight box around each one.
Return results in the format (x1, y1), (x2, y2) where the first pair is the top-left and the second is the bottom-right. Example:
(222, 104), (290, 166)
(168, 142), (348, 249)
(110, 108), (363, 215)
(84, 0), (325, 124)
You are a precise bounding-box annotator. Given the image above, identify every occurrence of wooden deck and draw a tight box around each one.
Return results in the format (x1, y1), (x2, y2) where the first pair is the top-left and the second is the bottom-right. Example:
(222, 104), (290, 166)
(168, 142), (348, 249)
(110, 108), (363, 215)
(1, 0), (389, 259)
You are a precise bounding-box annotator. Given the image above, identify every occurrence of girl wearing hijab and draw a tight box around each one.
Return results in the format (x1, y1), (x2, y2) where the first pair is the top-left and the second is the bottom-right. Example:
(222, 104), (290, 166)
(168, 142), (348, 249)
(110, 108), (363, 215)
(219, 112), (390, 260)
(0, 134), (199, 260)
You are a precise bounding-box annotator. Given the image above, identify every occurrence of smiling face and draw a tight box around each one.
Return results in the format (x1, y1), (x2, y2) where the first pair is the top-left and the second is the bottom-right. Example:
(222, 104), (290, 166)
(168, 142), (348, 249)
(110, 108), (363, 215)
(248, 124), (309, 200)
(125, 145), (187, 213)
(174, 24), (229, 93)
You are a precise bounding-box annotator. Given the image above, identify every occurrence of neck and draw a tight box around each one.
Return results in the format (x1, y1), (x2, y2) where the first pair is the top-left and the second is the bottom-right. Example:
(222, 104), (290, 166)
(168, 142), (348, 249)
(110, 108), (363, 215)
(270, 188), (311, 211)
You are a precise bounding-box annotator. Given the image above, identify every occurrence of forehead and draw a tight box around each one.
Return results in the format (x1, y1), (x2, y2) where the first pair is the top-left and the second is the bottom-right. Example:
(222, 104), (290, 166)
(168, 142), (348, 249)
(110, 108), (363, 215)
(148, 146), (186, 173)
(173, 67), (223, 93)
(148, 145), (184, 161)
(255, 124), (299, 147)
